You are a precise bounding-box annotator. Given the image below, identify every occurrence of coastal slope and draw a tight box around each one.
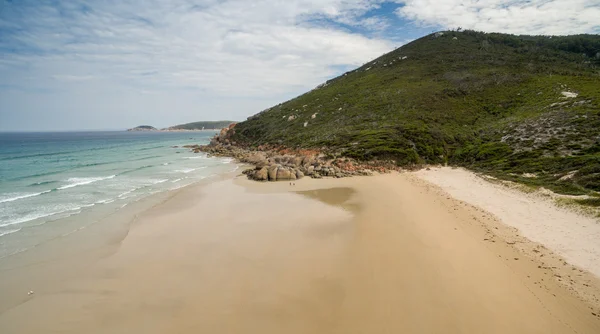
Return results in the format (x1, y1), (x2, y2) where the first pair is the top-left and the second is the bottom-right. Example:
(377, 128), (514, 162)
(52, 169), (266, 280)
(231, 31), (600, 196)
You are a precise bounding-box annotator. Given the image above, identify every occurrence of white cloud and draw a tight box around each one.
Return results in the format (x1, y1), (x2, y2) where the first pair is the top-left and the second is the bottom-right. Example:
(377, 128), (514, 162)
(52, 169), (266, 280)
(397, 0), (600, 35)
(0, 0), (396, 130)
(1, 0), (395, 96)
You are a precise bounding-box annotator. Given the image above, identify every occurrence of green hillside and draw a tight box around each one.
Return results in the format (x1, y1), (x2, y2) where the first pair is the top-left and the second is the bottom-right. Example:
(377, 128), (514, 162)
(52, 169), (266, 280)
(167, 120), (234, 130)
(232, 30), (600, 195)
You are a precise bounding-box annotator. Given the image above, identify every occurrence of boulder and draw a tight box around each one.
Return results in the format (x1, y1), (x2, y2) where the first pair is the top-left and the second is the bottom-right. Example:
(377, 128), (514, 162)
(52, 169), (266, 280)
(335, 173), (344, 178)
(295, 170), (304, 179)
(255, 160), (269, 168)
(302, 156), (314, 165)
(268, 165), (279, 181)
(244, 152), (267, 165)
(312, 173), (322, 179)
(307, 166), (315, 174)
(253, 167), (268, 181)
(276, 168), (293, 180)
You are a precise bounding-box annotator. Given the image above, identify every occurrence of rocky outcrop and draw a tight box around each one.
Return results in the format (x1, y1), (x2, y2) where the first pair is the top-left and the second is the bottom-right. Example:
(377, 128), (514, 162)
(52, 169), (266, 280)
(188, 126), (397, 182)
(210, 123), (237, 146)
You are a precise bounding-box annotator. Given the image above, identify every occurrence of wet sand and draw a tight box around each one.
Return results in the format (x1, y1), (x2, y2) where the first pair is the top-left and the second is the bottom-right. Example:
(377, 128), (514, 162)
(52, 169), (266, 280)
(0, 172), (599, 333)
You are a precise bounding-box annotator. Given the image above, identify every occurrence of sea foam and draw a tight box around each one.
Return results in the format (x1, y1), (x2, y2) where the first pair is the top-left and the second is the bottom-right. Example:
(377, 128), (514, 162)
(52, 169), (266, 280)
(57, 175), (116, 190)
(0, 190), (52, 204)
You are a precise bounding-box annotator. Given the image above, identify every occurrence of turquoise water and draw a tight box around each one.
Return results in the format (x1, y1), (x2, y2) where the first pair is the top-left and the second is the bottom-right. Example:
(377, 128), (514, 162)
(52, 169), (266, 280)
(0, 131), (235, 258)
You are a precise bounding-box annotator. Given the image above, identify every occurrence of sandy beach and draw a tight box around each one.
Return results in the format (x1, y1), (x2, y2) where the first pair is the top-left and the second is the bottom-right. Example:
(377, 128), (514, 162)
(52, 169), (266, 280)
(1, 169), (599, 333)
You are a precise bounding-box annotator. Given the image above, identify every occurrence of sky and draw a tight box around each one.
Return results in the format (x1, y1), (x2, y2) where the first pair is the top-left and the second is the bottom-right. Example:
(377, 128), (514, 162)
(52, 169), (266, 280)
(1, 0), (599, 131)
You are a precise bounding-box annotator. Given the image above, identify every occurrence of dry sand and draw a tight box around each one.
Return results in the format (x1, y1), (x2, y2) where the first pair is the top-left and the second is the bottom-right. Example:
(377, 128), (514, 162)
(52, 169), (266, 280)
(415, 167), (600, 277)
(415, 167), (600, 309)
(0, 171), (599, 333)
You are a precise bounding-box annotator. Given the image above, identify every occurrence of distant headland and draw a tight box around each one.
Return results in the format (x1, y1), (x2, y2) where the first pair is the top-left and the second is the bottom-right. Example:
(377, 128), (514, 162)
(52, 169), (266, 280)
(127, 121), (234, 132)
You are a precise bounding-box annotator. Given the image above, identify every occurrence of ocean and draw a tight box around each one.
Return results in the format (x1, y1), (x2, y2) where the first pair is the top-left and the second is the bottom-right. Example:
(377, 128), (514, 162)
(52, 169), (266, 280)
(0, 131), (235, 259)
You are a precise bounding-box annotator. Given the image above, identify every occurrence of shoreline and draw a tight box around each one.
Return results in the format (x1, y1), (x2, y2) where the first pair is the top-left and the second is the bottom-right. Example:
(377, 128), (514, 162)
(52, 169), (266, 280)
(1, 165), (599, 332)
(0, 163), (243, 313)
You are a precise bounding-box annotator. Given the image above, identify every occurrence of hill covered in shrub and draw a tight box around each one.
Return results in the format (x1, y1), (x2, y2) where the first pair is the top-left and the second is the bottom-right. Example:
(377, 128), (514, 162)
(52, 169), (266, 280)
(231, 31), (600, 195)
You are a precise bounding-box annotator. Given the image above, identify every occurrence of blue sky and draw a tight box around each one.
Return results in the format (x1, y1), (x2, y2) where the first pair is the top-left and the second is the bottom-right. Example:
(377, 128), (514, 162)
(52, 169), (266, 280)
(1, 0), (599, 131)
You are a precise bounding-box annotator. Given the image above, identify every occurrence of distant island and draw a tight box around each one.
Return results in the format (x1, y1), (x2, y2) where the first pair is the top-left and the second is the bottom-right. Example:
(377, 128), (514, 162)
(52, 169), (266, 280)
(127, 125), (158, 132)
(127, 121), (235, 132)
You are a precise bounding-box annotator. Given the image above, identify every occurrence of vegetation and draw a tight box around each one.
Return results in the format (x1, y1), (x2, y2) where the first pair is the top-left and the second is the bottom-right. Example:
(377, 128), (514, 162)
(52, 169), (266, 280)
(167, 121), (234, 130)
(232, 31), (600, 198)
(128, 125), (158, 131)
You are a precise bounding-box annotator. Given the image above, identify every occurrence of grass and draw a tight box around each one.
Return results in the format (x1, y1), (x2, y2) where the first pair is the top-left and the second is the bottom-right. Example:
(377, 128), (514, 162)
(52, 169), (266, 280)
(232, 30), (600, 196)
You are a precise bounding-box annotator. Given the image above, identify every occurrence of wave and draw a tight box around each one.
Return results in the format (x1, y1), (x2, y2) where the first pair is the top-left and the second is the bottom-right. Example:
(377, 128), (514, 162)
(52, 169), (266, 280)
(0, 190), (52, 204)
(57, 175), (116, 190)
(95, 198), (115, 204)
(175, 168), (197, 174)
(9, 152), (168, 183)
(0, 228), (21, 238)
(28, 180), (58, 187)
(134, 155), (162, 162)
(117, 178), (168, 198)
(72, 160), (115, 169)
(0, 202), (98, 228)
(0, 150), (79, 161)
(0, 142), (143, 162)
(2, 175), (117, 205)
(138, 145), (164, 151)
(170, 175), (207, 190)
(118, 165), (155, 176)
(0, 210), (69, 228)
(118, 189), (137, 199)
(174, 166), (207, 174)
(8, 169), (66, 182)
